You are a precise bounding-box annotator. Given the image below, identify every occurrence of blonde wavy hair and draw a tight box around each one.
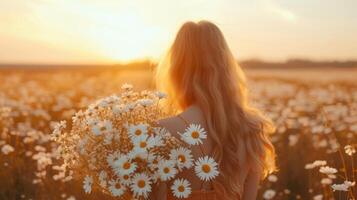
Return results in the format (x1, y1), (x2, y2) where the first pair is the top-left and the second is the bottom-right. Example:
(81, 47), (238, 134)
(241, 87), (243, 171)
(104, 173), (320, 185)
(155, 21), (276, 198)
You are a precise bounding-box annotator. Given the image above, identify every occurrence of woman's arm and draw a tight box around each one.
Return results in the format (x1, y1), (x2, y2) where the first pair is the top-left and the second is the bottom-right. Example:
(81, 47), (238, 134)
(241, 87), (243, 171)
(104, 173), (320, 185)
(149, 182), (167, 200)
(242, 167), (261, 200)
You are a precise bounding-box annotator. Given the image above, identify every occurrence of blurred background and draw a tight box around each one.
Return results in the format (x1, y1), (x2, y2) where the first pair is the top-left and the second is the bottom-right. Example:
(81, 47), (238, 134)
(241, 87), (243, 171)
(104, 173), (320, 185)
(0, 0), (356, 200)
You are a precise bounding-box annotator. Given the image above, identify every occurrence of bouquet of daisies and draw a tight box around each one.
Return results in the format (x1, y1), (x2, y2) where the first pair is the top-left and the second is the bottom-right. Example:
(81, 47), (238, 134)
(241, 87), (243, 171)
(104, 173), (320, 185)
(52, 84), (219, 199)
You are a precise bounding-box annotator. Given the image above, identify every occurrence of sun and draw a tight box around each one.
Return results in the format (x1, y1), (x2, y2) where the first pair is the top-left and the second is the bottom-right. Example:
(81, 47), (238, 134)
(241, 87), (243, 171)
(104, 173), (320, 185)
(89, 10), (167, 62)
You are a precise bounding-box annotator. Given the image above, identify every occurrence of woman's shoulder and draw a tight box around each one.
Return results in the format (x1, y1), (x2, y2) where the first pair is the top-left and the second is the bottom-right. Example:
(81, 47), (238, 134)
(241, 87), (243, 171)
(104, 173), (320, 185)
(157, 115), (185, 136)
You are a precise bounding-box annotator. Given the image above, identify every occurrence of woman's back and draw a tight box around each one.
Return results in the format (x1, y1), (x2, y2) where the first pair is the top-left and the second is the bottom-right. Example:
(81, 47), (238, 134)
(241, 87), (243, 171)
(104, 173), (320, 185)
(157, 105), (250, 199)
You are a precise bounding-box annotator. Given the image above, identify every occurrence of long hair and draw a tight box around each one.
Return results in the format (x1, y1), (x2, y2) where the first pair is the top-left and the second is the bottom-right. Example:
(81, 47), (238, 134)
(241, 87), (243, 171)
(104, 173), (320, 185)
(155, 21), (276, 198)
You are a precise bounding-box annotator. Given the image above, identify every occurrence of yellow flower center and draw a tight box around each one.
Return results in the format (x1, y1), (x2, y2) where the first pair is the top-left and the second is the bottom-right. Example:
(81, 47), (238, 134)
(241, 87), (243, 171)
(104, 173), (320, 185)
(178, 155), (186, 163)
(123, 174), (129, 180)
(135, 129), (142, 136)
(191, 131), (199, 139)
(123, 162), (131, 169)
(163, 167), (170, 174)
(202, 164), (211, 173)
(115, 182), (121, 189)
(178, 185), (185, 192)
(138, 180), (146, 188)
(140, 141), (147, 148)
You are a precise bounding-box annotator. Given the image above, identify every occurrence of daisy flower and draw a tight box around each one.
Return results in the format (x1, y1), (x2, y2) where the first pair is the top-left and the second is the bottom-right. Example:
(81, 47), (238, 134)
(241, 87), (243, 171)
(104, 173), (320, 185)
(112, 154), (137, 175)
(170, 147), (193, 170)
(108, 179), (126, 197)
(130, 173), (152, 199)
(180, 124), (207, 145)
(128, 124), (148, 139)
(83, 175), (93, 193)
(120, 174), (132, 186)
(132, 135), (156, 151)
(158, 159), (177, 181)
(148, 154), (163, 171)
(194, 156), (219, 181)
(149, 135), (164, 147)
(171, 178), (192, 198)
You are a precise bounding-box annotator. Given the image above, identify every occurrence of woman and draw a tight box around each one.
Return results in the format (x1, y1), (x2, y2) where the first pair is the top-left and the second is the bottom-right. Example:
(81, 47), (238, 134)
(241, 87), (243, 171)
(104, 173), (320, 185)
(153, 21), (276, 200)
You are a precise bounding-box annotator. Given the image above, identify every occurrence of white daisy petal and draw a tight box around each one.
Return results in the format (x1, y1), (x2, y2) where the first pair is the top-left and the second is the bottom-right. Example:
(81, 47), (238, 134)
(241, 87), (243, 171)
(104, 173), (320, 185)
(180, 124), (207, 145)
(171, 178), (192, 198)
(128, 124), (148, 139)
(130, 173), (152, 199)
(170, 147), (193, 170)
(83, 175), (93, 194)
(194, 156), (219, 181)
(111, 154), (137, 176)
(108, 179), (126, 197)
(158, 159), (177, 181)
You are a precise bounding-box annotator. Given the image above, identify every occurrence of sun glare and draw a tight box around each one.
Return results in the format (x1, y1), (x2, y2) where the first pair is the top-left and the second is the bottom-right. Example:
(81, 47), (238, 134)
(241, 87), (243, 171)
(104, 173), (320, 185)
(91, 11), (167, 62)
(1, 1), (171, 63)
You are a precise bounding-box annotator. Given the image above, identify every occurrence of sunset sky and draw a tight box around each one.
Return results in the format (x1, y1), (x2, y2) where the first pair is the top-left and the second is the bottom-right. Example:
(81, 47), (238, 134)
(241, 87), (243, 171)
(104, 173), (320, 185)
(1, 0), (357, 64)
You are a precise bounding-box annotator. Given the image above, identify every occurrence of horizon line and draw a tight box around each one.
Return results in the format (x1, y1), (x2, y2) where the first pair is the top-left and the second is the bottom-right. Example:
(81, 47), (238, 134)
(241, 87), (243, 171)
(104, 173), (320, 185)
(1, 57), (357, 67)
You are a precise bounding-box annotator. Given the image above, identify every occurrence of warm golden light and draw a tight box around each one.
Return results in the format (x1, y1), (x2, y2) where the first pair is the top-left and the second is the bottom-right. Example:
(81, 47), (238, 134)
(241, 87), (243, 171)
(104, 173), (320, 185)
(0, 0), (357, 64)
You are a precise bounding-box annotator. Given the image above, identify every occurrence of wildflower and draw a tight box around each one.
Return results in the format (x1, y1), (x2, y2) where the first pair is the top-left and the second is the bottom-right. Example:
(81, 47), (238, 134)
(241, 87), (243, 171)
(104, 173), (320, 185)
(130, 173), (152, 198)
(263, 189), (276, 200)
(108, 179), (126, 197)
(288, 134), (299, 146)
(128, 124), (148, 139)
(107, 151), (121, 166)
(120, 174), (132, 186)
(171, 179), (192, 198)
(305, 163), (314, 169)
(344, 180), (356, 187)
(194, 156), (219, 181)
(268, 174), (278, 182)
(180, 124), (207, 145)
(112, 155), (137, 175)
(158, 160), (177, 181)
(170, 147), (193, 170)
(344, 145), (356, 156)
(319, 166), (337, 175)
(331, 183), (349, 191)
(312, 160), (327, 167)
(91, 120), (112, 136)
(83, 175), (93, 193)
(137, 99), (154, 107)
(305, 160), (327, 170)
(132, 135), (156, 151)
(1, 144), (14, 155)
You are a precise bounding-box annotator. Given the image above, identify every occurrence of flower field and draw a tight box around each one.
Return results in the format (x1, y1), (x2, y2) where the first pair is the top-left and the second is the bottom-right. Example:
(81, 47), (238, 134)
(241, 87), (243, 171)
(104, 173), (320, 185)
(0, 67), (356, 200)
